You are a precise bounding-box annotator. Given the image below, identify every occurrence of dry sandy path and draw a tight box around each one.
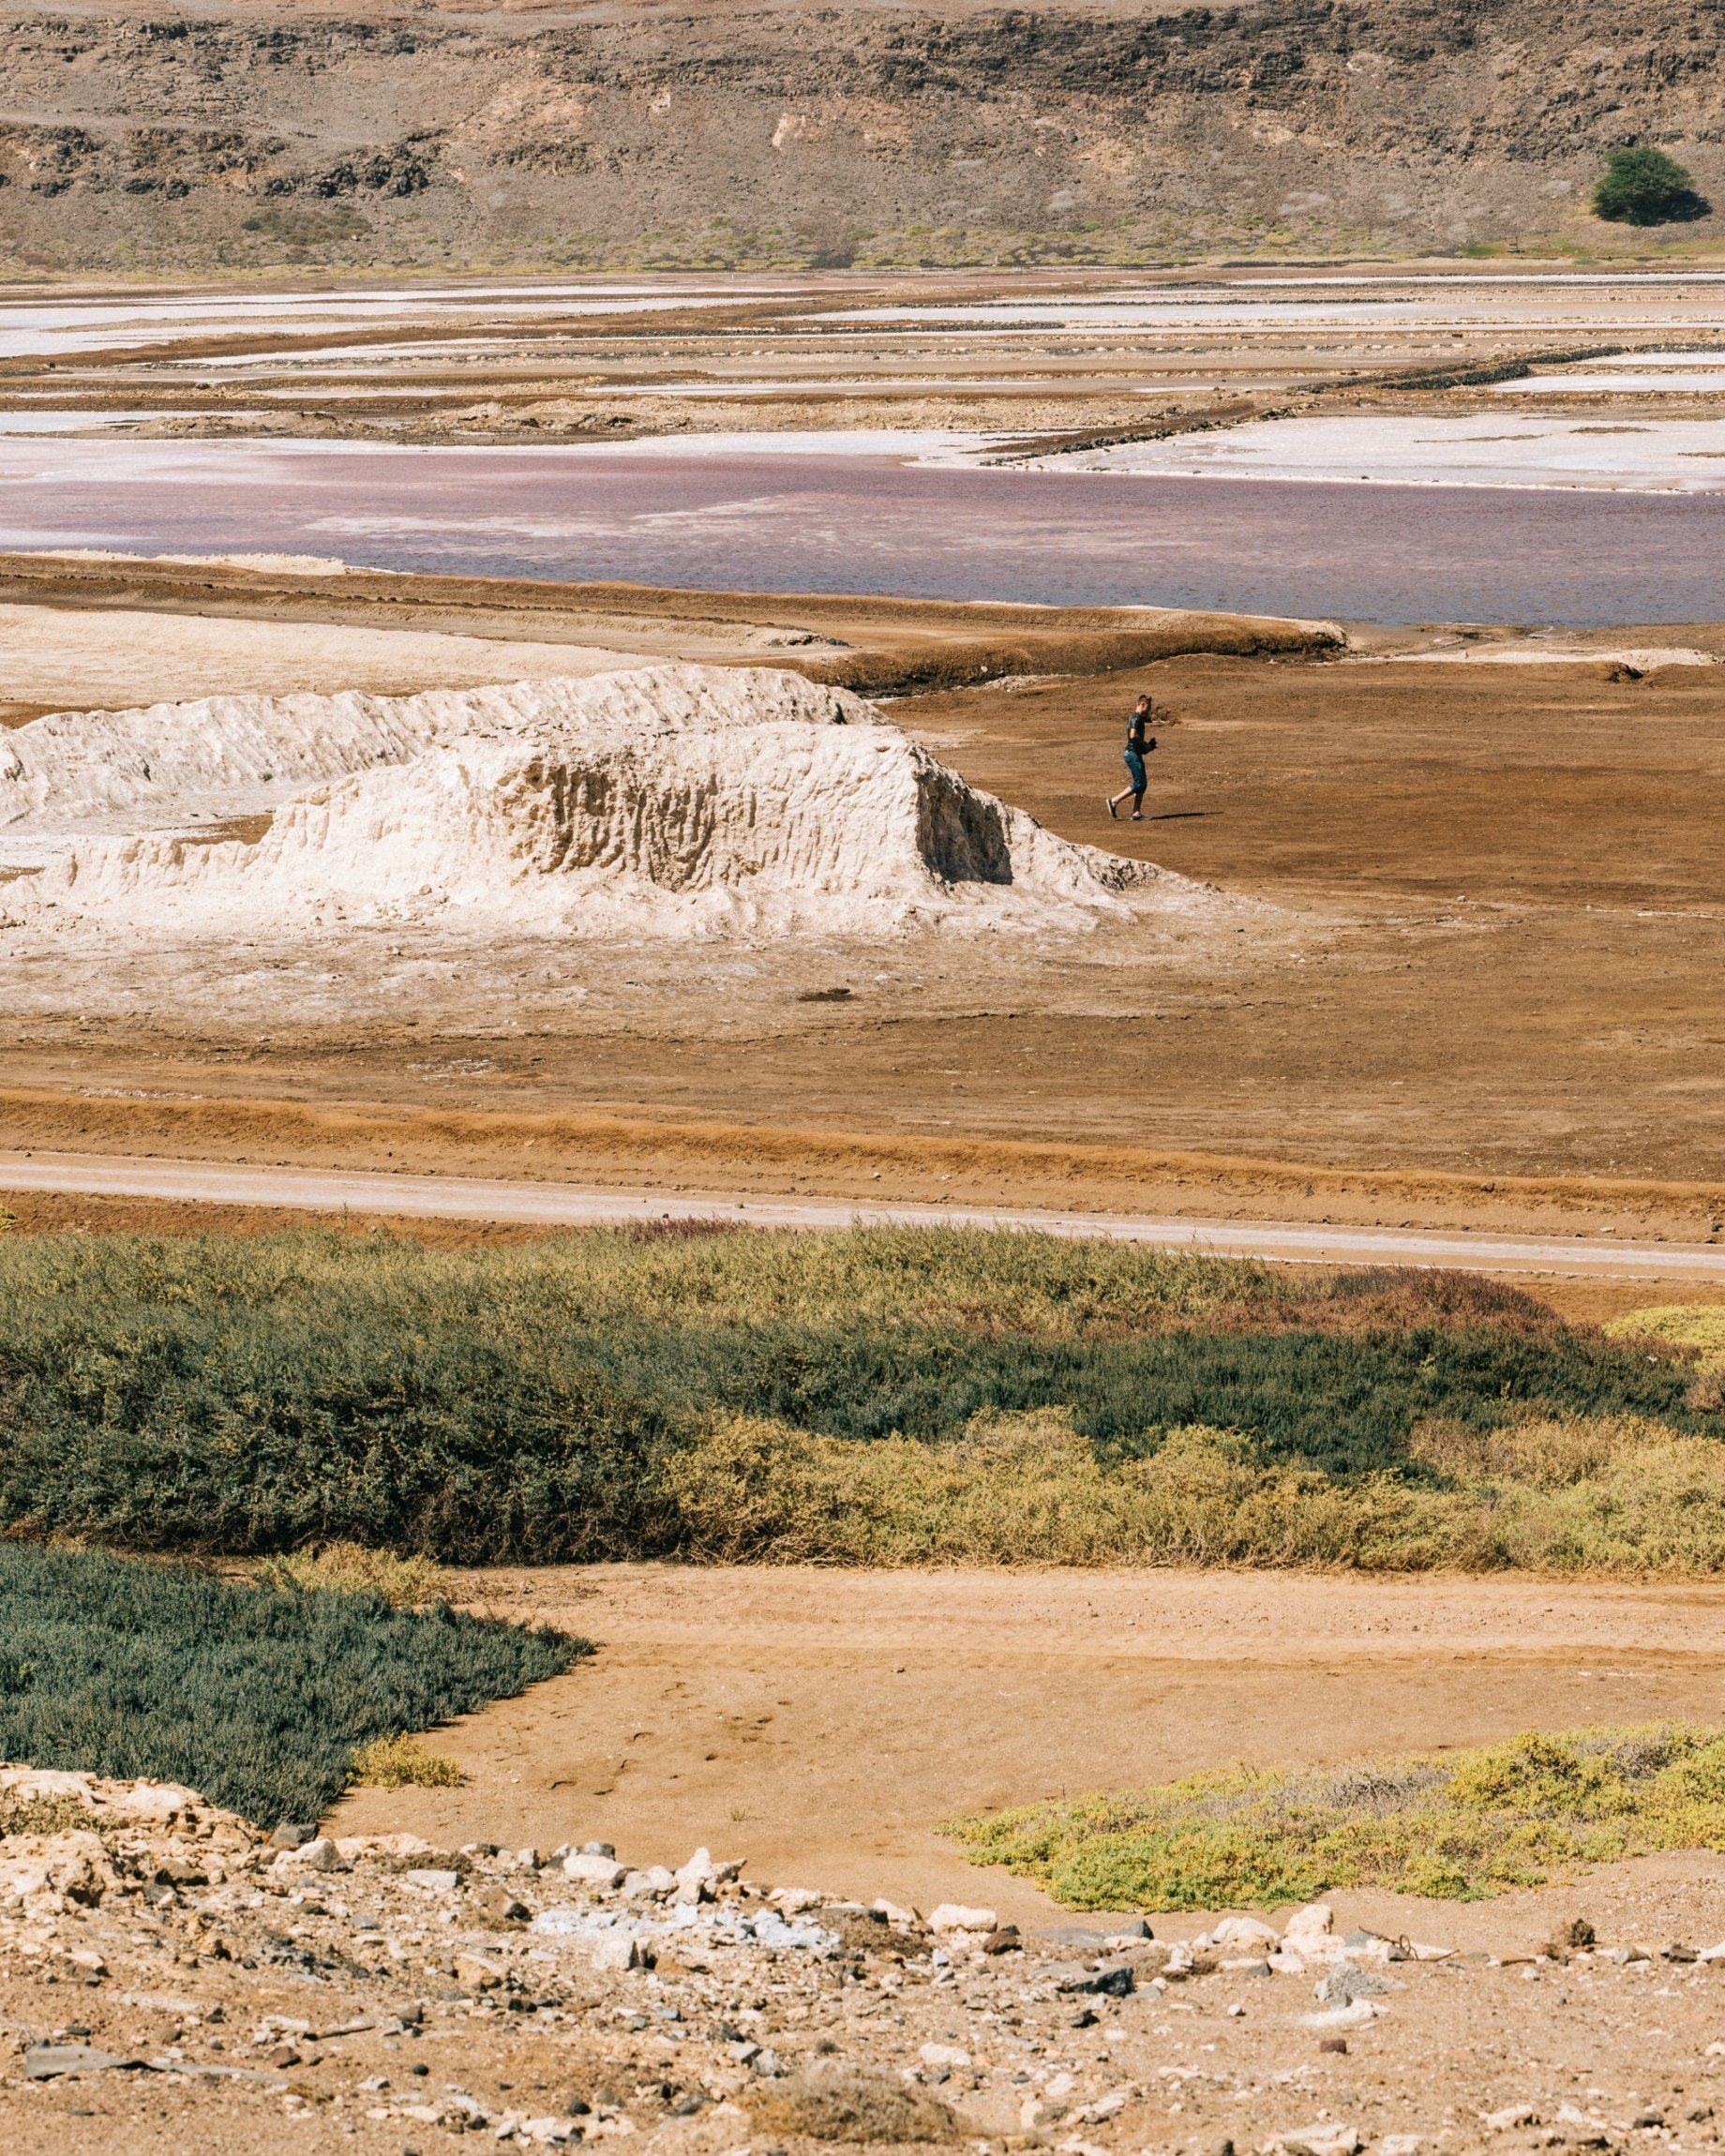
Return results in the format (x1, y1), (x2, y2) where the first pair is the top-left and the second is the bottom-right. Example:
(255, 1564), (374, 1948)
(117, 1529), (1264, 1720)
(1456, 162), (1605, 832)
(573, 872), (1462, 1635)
(3, 1146), (1723, 1276)
(332, 1565), (1725, 1928)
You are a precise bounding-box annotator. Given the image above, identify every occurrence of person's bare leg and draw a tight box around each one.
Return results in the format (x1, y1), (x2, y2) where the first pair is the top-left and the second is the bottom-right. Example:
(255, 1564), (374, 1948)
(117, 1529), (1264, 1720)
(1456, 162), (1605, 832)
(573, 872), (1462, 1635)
(1130, 788), (1146, 820)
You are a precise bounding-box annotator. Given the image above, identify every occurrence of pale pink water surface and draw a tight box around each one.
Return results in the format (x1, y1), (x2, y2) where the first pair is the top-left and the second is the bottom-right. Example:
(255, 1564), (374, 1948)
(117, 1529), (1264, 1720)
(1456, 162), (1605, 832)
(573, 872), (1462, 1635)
(1, 437), (1721, 623)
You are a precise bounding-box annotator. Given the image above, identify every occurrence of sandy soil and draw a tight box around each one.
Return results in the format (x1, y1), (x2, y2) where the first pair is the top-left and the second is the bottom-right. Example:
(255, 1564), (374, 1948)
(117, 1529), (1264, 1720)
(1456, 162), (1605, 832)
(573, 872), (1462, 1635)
(0, 607), (1719, 1195)
(331, 1567), (1725, 1924)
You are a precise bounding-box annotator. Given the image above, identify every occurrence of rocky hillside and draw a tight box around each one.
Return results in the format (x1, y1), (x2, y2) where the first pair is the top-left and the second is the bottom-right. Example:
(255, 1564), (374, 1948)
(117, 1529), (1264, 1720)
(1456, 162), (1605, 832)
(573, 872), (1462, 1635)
(4, 0), (1725, 272)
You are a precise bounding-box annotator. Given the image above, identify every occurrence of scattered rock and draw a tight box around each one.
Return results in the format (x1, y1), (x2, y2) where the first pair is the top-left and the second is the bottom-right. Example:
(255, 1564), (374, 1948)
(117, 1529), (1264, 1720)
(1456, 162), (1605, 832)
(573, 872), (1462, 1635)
(21, 2043), (143, 2078)
(273, 1836), (343, 1876)
(1271, 2122), (1360, 2155)
(1212, 1915), (1280, 1948)
(562, 1853), (626, 1889)
(1483, 2103), (1540, 2132)
(927, 1903), (998, 1934)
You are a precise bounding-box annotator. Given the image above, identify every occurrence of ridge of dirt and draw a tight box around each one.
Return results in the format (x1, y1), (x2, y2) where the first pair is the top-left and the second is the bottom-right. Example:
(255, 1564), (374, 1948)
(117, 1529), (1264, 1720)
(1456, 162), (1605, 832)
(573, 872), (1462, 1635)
(0, 557), (1336, 699)
(0, 1086), (1718, 1246)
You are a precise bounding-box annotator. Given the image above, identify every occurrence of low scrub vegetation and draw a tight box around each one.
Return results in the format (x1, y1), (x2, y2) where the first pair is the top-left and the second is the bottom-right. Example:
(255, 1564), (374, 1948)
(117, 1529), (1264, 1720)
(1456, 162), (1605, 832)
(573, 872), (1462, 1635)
(0, 1541), (581, 1823)
(350, 1733), (465, 1789)
(670, 1408), (1725, 1572)
(948, 1722), (1725, 1909)
(0, 1228), (1717, 1570)
(262, 1541), (447, 1608)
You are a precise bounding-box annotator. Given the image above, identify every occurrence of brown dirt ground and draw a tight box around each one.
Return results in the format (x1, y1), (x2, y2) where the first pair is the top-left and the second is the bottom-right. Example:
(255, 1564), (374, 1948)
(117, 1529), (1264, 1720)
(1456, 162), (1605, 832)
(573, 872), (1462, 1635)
(334, 1566), (1725, 1923)
(2, 571), (1721, 1203)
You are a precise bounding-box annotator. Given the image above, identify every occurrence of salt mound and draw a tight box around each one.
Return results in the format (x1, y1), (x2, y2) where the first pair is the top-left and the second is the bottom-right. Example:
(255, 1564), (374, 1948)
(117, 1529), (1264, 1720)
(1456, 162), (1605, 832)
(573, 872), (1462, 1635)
(9, 664), (1214, 940)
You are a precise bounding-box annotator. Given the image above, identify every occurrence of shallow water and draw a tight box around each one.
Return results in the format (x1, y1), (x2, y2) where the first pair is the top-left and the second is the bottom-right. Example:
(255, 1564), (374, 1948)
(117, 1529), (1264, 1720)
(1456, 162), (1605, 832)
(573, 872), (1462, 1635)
(1, 437), (1722, 623)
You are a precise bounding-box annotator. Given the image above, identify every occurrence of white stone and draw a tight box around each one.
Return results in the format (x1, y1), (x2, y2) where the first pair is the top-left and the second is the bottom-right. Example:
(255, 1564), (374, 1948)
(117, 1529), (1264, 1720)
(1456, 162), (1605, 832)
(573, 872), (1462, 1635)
(1481, 2104), (1539, 2132)
(0, 1832), (112, 1908)
(0, 1767), (95, 1803)
(1270, 2126), (1359, 2156)
(927, 1904), (998, 1934)
(1213, 1915), (1281, 1946)
(562, 1853), (626, 1889)
(1379, 2138), (1423, 2156)
(1282, 1903), (1334, 1942)
(114, 1782), (196, 1819)
(769, 1888), (823, 1914)
(872, 1899), (918, 1926)
(919, 2044), (971, 2068)
(274, 1837), (342, 1875)
(403, 1867), (459, 1893)
(589, 1932), (642, 1973)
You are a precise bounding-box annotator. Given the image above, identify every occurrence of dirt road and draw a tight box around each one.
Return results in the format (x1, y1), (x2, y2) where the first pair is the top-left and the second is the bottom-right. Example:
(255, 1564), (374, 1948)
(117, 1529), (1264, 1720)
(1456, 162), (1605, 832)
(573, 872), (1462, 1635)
(3, 1146), (1722, 1278)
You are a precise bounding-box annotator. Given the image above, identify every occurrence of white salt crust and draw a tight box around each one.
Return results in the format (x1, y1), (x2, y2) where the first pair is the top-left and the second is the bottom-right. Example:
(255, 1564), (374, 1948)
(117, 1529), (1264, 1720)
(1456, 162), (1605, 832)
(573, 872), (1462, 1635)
(1, 663), (1212, 941)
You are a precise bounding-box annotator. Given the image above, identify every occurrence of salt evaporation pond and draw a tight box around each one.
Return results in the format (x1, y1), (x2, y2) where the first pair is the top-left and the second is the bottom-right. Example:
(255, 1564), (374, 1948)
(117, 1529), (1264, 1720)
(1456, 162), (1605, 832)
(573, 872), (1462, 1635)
(2, 436), (1724, 623)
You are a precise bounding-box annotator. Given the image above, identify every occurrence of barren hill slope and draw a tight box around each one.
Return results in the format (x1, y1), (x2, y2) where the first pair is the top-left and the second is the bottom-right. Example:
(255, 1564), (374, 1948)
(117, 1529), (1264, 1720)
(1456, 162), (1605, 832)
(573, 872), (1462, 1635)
(3, 0), (1725, 273)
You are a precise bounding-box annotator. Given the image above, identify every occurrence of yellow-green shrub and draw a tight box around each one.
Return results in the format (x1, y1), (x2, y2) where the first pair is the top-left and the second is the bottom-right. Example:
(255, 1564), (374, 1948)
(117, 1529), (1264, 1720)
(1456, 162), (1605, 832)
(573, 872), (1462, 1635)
(948, 1722), (1725, 1909)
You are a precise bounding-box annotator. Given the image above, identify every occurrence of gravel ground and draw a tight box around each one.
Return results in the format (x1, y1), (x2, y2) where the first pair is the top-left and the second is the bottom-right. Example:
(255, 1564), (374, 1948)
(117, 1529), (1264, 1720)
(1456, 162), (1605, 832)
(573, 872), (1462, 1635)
(9, 1767), (1725, 2156)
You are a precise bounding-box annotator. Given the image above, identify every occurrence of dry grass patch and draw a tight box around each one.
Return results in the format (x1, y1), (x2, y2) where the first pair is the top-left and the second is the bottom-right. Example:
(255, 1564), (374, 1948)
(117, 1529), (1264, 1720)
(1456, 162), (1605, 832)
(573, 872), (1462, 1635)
(748, 2064), (960, 2144)
(665, 1408), (1725, 1573)
(350, 1734), (464, 1789)
(1607, 1305), (1725, 1409)
(263, 1543), (447, 1607)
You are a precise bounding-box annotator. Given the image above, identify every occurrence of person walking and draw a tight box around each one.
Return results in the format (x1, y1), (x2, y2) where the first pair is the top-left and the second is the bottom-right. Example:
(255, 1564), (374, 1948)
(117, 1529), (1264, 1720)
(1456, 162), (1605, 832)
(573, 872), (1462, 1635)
(1106, 693), (1156, 820)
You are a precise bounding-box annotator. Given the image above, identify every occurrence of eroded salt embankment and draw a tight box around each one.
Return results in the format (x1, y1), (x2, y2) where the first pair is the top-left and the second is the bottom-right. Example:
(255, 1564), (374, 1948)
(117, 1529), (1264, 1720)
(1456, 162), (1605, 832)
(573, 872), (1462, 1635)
(0, 664), (1220, 940)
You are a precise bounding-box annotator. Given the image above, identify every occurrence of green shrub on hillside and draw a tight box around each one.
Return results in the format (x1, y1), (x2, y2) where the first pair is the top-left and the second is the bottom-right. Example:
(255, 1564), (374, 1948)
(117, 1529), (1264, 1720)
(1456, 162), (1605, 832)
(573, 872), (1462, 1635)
(948, 1721), (1725, 1908)
(1592, 146), (1708, 225)
(0, 1541), (582, 1823)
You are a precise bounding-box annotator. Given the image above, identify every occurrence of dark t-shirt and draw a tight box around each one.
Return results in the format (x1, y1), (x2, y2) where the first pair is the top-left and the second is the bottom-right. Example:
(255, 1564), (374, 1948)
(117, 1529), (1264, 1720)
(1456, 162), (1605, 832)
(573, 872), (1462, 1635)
(1126, 710), (1151, 754)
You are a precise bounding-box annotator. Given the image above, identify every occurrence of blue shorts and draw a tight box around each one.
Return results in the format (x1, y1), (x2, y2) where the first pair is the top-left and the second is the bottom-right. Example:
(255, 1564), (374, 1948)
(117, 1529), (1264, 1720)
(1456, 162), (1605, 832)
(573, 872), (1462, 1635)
(1121, 748), (1147, 791)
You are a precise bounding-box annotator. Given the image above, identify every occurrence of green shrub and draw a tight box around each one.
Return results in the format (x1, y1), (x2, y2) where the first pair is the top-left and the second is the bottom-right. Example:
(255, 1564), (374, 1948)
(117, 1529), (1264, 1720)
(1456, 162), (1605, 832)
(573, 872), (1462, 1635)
(1592, 147), (1708, 226)
(0, 1229), (1715, 1565)
(0, 1233), (1707, 1569)
(0, 1541), (582, 1823)
(947, 1722), (1725, 1909)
